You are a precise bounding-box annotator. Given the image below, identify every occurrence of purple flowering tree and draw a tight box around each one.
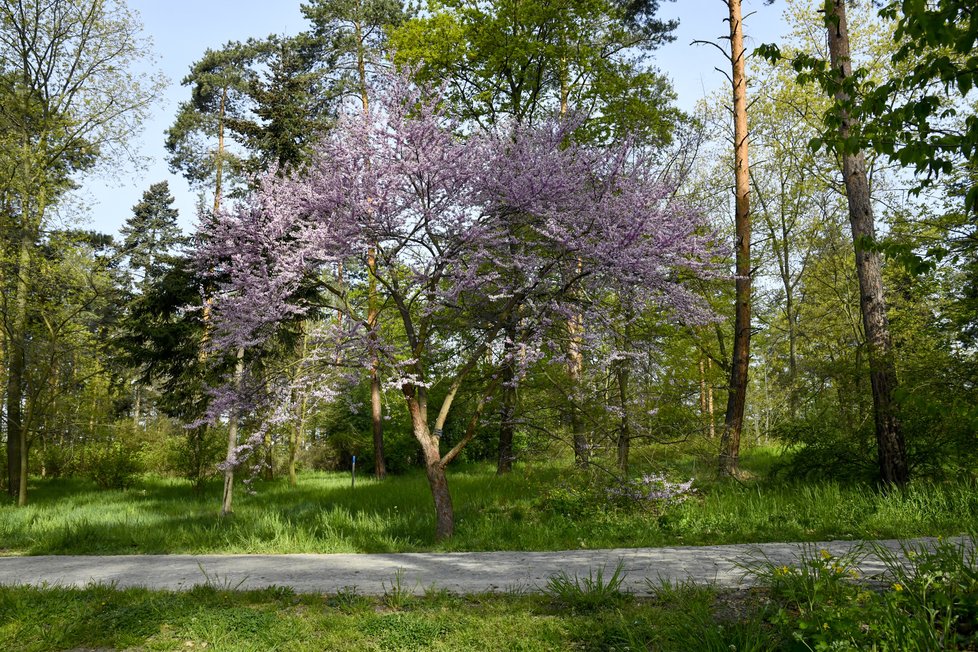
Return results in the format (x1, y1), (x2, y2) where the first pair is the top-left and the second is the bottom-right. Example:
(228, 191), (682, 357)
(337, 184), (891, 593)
(197, 74), (716, 541)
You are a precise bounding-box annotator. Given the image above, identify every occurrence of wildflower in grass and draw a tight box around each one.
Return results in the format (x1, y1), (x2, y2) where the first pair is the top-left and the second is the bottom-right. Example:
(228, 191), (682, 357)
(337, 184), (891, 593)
(892, 582), (903, 592)
(606, 474), (696, 512)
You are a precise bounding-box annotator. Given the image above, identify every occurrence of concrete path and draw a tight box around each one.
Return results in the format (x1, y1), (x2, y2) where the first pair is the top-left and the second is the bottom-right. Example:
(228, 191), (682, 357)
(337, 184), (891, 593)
(0, 538), (966, 595)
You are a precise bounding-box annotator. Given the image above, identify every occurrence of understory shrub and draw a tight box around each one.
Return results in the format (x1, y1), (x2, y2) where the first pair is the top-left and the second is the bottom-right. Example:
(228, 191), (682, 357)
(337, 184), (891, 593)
(82, 441), (144, 489)
(36, 444), (78, 478)
(774, 392), (978, 483)
(169, 425), (225, 491)
(772, 414), (878, 483)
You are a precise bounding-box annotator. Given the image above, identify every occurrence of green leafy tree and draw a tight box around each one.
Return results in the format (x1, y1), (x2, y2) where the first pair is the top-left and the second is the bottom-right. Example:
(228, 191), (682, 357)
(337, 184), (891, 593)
(865, 0), (978, 214)
(0, 0), (160, 502)
(115, 255), (221, 491)
(166, 34), (337, 209)
(391, 0), (678, 141)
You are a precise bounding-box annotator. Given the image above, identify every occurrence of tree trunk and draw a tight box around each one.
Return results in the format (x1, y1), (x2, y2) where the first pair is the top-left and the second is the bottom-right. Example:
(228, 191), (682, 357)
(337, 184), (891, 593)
(368, 247), (386, 480)
(5, 225), (31, 499)
(699, 358), (708, 434)
(221, 347), (245, 517)
(133, 385), (141, 430)
(263, 432), (274, 481)
(616, 361), (631, 472)
(568, 309), (588, 467)
(719, 0), (752, 477)
(17, 429), (27, 506)
(288, 327), (309, 487)
(213, 86), (226, 215)
(616, 297), (634, 471)
(707, 358), (716, 438)
(288, 415), (302, 487)
(824, 0), (908, 486)
(407, 394), (453, 541)
(497, 328), (517, 474)
(354, 20), (387, 480)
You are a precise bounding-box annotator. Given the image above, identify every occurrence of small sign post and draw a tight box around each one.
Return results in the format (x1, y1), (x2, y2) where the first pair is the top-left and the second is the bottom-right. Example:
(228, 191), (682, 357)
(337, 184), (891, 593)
(351, 455), (357, 489)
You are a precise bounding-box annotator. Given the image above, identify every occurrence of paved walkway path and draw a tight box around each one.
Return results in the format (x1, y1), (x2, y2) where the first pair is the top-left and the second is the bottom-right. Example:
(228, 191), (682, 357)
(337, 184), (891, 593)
(0, 538), (966, 595)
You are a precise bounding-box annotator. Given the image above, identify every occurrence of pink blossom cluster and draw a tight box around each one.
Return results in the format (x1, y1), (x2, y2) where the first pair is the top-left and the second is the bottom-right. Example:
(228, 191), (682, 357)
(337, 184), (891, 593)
(195, 72), (720, 432)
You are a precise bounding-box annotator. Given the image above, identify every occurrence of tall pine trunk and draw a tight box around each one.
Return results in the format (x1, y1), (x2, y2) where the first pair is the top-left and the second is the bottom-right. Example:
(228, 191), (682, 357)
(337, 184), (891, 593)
(719, 0), (753, 477)
(824, 0), (908, 486)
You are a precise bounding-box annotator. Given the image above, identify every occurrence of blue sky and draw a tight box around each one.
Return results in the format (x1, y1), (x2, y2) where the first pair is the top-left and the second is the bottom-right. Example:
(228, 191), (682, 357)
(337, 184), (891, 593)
(79, 0), (789, 238)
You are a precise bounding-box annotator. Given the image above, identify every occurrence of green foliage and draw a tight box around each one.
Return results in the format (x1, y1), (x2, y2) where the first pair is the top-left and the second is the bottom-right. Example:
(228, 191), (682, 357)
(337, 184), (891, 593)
(80, 441), (144, 490)
(166, 31), (336, 193)
(750, 538), (978, 650)
(326, 585), (372, 613)
(119, 181), (185, 290)
(382, 568), (416, 610)
(773, 414), (878, 483)
(390, 0), (681, 143)
(759, 0), (978, 214)
(545, 560), (631, 613)
(34, 445), (78, 479)
(167, 425), (225, 491)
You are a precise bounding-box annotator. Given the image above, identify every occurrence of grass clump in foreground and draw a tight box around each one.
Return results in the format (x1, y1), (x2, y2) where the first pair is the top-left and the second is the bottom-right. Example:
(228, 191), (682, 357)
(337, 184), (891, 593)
(1, 446), (977, 555)
(2, 539), (975, 651)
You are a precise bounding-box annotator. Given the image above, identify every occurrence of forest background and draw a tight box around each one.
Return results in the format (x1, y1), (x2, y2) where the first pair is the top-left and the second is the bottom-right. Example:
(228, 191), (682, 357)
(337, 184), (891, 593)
(0, 0), (976, 544)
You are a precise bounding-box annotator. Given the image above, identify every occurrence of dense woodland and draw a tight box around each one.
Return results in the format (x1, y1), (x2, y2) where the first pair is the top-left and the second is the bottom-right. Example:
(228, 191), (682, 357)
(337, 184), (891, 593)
(1, 0), (976, 542)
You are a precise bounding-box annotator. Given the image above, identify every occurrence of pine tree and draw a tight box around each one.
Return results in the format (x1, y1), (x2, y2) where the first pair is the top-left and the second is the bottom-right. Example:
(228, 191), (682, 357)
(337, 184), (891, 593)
(120, 181), (185, 291)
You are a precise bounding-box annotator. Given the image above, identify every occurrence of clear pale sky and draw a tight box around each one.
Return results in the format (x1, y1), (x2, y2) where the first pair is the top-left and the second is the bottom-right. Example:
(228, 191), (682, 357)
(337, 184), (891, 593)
(78, 0), (789, 238)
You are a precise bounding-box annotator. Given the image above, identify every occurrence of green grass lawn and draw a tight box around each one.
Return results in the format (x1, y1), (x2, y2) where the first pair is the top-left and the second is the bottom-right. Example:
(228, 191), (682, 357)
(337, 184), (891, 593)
(1, 446), (976, 555)
(0, 582), (769, 652)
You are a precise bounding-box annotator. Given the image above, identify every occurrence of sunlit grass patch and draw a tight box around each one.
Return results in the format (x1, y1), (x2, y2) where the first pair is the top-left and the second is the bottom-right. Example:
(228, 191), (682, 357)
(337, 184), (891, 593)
(1, 449), (976, 555)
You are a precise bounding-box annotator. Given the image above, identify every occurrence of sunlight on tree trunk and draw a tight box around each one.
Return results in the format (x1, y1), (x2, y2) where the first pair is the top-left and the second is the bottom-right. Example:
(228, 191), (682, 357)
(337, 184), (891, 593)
(221, 347), (245, 517)
(719, 0), (753, 478)
(824, 0), (908, 486)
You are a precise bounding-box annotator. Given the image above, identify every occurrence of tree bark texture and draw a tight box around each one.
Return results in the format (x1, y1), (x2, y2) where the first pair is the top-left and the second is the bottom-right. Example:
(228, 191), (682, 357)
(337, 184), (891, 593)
(719, 0), (752, 477)
(568, 309), (589, 467)
(354, 19), (386, 480)
(407, 394), (454, 541)
(824, 0), (908, 486)
(221, 347), (245, 516)
(496, 328), (517, 474)
(368, 247), (386, 479)
(6, 223), (32, 499)
(616, 361), (631, 472)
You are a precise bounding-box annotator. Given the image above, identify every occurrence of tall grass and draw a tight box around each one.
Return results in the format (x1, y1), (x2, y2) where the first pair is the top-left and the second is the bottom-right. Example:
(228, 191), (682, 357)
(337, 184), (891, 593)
(1, 449), (976, 555)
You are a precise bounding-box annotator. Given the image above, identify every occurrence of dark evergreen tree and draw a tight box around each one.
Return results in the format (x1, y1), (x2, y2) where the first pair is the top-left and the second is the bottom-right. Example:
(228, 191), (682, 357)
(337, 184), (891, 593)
(120, 181), (185, 291)
(165, 34), (336, 206)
